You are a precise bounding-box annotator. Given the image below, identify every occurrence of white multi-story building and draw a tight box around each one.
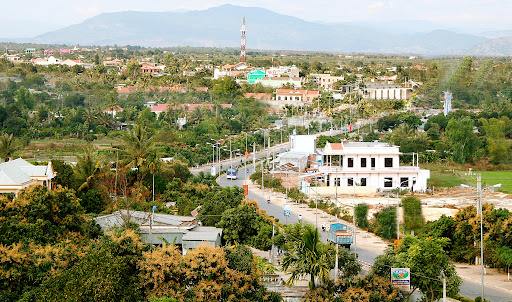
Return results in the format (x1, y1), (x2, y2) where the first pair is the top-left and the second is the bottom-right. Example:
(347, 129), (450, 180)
(317, 141), (429, 192)
(266, 65), (300, 78)
(361, 82), (410, 100)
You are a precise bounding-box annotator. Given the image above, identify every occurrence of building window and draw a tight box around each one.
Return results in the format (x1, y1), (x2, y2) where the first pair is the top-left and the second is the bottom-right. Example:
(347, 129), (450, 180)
(361, 158), (367, 168)
(385, 158), (393, 167)
(360, 178), (367, 186)
(348, 178), (354, 186)
(384, 177), (393, 187)
(335, 178), (341, 186)
(400, 177), (409, 187)
(348, 158), (354, 167)
(371, 158), (376, 168)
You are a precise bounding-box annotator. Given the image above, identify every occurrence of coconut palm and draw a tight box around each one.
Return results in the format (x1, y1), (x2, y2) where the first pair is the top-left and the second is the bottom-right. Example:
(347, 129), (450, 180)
(281, 226), (331, 290)
(75, 145), (103, 192)
(119, 124), (156, 171)
(97, 111), (115, 129)
(0, 133), (22, 162)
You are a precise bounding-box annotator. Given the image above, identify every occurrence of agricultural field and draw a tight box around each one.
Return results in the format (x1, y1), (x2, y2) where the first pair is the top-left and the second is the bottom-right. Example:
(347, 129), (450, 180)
(21, 136), (119, 161)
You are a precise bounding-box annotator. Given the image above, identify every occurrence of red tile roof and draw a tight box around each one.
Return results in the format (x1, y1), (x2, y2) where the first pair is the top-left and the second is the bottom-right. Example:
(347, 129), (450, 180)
(329, 143), (344, 150)
(151, 104), (170, 112)
(243, 93), (272, 100)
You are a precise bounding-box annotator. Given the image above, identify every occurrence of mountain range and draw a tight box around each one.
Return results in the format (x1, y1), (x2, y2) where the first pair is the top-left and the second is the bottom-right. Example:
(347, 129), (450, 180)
(12, 5), (512, 55)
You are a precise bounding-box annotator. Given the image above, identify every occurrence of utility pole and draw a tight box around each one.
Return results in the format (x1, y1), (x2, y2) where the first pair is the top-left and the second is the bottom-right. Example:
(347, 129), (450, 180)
(353, 183), (357, 257)
(253, 142), (256, 167)
(335, 242), (339, 282)
(261, 159), (264, 200)
(270, 222), (275, 264)
(477, 173), (484, 301)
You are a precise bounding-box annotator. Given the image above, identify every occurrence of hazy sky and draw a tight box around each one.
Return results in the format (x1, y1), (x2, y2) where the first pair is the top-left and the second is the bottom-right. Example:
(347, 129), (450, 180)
(1, 0), (510, 37)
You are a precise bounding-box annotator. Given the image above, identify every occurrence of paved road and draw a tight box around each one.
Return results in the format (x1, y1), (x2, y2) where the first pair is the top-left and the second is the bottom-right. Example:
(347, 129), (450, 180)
(205, 119), (511, 301)
(217, 163), (386, 266)
(191, 119), (374, 177)
(216, 164), (512, 302)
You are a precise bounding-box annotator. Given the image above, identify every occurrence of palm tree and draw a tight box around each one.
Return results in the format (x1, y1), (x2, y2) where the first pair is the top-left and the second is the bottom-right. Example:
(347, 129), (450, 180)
(281, 226), (331, 290)
(75, 145), (103, 192)
(97, 112), (115, 129)
(0, 133), (22, 162)
(119, 124), (156, 171)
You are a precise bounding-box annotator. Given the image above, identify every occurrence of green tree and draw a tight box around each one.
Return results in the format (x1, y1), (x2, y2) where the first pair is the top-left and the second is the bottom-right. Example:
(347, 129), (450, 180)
(496, 246), (512, 281)
(479, 118), (510, 164)
(0, 133), (22, 162)
(79, 189), (108, 214)
(402, 196), (425, 234)
(373, 207), (397, 240)
(355, 203), (369, 229)
(372, 236), (462, 302)
(445, 117), (477, 164)
(199, 186), (244, 226)
(212, 76), (240, 95)
(51, 160), (76, 189)
(216, 201), (274, 250)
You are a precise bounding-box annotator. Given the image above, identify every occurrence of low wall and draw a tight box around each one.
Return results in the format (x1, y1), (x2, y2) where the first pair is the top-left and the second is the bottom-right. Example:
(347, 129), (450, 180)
(308, 186), (377, 196)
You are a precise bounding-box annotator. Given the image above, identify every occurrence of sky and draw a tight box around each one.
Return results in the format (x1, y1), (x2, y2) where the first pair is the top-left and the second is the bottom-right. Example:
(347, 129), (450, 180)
(1, 0), (511, 38)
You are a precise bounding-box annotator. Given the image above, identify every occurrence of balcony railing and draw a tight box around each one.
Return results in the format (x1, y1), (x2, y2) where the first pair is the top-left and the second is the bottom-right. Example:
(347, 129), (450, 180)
(318, 165), (420, 173)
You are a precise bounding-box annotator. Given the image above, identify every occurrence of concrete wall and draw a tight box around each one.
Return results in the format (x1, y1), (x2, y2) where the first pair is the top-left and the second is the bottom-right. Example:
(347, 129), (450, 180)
(310, 186), (377, 196)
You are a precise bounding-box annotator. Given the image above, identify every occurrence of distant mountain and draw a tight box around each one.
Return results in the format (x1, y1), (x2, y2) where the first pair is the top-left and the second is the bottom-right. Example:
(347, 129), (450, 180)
(322, 20), (447, 35)
(29, 4), (492, 55)
(479, 30), (512, 39)
(468, 36), (512, 56)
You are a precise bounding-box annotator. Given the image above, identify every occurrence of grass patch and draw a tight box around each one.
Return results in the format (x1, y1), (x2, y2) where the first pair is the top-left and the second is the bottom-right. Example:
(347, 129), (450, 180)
(422, 163), (464, 188)
(459, 170), (512, 193)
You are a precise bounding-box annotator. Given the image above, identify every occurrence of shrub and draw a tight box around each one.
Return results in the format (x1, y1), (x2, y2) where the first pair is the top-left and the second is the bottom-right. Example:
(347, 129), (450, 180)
(355, 203), (369, 229)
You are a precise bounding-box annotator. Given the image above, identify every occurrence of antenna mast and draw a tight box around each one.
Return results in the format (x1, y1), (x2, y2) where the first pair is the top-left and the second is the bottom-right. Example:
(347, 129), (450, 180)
(240, 17), (246, 62)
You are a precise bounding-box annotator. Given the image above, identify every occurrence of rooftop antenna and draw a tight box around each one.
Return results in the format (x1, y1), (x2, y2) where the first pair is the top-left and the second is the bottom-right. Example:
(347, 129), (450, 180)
(240, 17), (246, 62)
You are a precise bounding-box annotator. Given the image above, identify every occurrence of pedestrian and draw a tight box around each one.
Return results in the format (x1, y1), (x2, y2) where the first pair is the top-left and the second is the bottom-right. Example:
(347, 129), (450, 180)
(298, 214), (302, 224)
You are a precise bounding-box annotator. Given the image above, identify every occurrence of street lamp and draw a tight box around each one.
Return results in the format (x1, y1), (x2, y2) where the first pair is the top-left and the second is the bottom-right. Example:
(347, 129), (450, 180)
(460, 174), (501, 302)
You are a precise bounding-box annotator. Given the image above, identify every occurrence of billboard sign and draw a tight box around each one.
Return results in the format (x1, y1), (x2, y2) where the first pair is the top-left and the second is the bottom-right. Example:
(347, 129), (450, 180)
(391, 268), (410, 292)
(284, 204), (291, 217)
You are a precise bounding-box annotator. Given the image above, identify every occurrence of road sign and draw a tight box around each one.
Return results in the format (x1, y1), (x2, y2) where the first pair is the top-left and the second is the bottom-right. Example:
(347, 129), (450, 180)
(243, 185), (248, 195)
(391, 268), (410, 292)
(284, 204), (291, 217)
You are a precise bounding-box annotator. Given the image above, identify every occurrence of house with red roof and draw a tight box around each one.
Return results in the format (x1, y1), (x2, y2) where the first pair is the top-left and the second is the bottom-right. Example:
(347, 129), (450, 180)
(151, 103), (233, 118)
(243, 93), (272, 101)
(141, 62), (165, 74)
(214, 62), (251, 79)
(104, 106), (124, 117)
(61, 59), (82, 67)
(275, 89), (320, 103)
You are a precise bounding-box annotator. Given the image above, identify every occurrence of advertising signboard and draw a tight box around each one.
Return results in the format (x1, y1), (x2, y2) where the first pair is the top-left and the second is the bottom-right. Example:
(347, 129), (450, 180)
(391, 268), (410, 292)
(284, 204), (291, 217)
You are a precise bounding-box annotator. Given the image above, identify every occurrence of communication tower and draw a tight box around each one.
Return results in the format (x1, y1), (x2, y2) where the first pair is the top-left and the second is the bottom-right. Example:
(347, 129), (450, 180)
(240, 17), (246, 62)
(443, 91), (452, 116)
